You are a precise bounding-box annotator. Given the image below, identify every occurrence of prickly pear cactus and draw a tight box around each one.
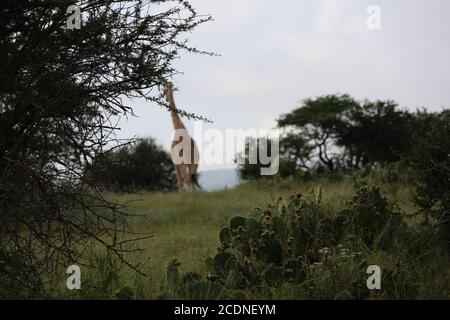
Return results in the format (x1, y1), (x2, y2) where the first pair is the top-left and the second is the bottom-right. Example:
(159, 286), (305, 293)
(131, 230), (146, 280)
(164, 258), (226, 299)
(208, 193), (338, 290)
(164, 187), (406, 298)
(162, 186), (410, 299)
(184, 281), (225, 300)
(337, 186), (405, 248)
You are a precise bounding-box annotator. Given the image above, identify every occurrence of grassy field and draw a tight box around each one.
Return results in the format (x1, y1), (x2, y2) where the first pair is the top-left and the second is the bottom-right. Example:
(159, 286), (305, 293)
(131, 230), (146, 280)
(83, 171), (441, 299)
(53, 169), (450, 299)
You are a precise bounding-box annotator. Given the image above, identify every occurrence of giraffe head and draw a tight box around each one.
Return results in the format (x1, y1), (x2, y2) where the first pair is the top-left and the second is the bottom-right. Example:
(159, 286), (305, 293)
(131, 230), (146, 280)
(165, 82), (175, 108)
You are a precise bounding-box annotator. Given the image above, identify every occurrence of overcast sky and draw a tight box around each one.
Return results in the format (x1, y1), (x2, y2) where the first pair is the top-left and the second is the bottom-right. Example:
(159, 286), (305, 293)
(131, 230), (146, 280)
(116, 0), (450, 171)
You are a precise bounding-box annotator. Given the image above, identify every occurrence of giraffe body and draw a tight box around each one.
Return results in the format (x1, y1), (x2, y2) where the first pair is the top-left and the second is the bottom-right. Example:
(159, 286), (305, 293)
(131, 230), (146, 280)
(166, 83), (200, 192)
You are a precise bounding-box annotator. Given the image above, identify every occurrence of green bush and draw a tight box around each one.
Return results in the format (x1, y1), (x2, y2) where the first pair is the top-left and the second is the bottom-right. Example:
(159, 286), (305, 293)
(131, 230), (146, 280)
(408, 111), (450, 228)
(337, 186), (405, 250)
(89, 138), (176, 191)
(162, 258), (226, 300)
(0, 249), (45, 299)
(237, 137), (283, 181)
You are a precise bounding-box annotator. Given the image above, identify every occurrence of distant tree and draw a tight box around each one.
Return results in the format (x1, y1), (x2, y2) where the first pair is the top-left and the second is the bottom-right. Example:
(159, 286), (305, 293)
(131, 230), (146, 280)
(0, 0), (209, 297)
(278, 95), (414, 171)
(237, 137), (299, 180)
(408, 110), (450, 226)
(237, 138), (266, 181)
(279, 132), (313, 170)
(339, 100), (414, 167)
(278, 94), (359, 171)
(90, 138), (176, 191)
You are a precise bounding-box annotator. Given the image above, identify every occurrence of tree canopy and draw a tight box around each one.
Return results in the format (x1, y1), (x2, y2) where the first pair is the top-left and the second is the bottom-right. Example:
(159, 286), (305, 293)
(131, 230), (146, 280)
(277, 95), (414, 171)
(89, 138), (176, 191)
(0, 0), (208, 297)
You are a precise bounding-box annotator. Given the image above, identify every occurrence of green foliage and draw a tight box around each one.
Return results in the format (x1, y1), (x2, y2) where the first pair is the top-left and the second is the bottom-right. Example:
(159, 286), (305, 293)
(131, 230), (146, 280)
(43, 176), (450, 300)
(115, 286), (135, 300)
(163, 258), (225, 300)
(237, 136), (309, 181)
(342, 101), (413, 165)
(278, 94), (358, 171)
(0, 249), (45, 299)
(163, 265), (247, 300)
(75, 253), (122, 299)
(236, 137), (277, 181)
(408, 111), (450, 227)
(165, 185), (447, 299)
(338, 186), (405, 249)
(277, 95), (415, 173)
(109, 176), (449, 300)
(302, 246), (369, 299)
(203, 192), (372, 295)
(0, 0), (208, 293)
(184, 281), (225, 300)
(238, 96), (441, 183)
(54, 252), (133, 300)
(279, 133), (313, 172)
(89, 138), (176, 191)
(278, 94), (359, 130)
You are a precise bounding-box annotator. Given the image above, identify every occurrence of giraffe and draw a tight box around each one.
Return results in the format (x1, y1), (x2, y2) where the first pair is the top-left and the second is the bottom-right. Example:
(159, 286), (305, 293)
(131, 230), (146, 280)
(166, 83), (200, 192)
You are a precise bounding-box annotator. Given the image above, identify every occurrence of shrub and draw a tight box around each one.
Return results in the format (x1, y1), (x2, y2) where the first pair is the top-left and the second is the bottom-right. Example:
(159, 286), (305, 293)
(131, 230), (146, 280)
(0, 249), (45, 299)
(89, 138), (176, 191)
(162, 258), (226, 300)
(337, 186), (405, 250)
(408, 111), (450, 227)
(237, 137), (281, 181)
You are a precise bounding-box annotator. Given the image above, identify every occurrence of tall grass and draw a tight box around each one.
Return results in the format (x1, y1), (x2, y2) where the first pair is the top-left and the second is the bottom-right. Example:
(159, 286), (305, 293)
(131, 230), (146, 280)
(50, 174), (448, 299)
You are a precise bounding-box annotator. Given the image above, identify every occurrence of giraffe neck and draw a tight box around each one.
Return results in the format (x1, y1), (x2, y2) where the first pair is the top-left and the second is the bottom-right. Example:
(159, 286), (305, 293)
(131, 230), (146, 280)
(171, 109), (186, 130)
(166, 83), (186, 130)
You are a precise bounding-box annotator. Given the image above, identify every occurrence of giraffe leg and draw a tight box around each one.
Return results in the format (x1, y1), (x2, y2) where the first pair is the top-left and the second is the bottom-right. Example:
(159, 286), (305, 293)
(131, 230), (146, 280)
(184, 167), (194, 192)
(181, 165), (191, 192)
(174, 165), (184, 192)
(190, 163), (199, 191)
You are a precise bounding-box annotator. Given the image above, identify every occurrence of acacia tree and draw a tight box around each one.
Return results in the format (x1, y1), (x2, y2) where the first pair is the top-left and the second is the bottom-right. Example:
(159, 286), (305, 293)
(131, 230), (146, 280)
(278, 95), (414, 172)
(339, 100), (413, 167)
(0, 0), (210, 297)
(278, 94), (359, 171)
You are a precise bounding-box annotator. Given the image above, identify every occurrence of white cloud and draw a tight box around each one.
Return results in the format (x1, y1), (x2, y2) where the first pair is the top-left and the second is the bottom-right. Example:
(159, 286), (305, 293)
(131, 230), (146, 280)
(314, 0), (366, 35)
